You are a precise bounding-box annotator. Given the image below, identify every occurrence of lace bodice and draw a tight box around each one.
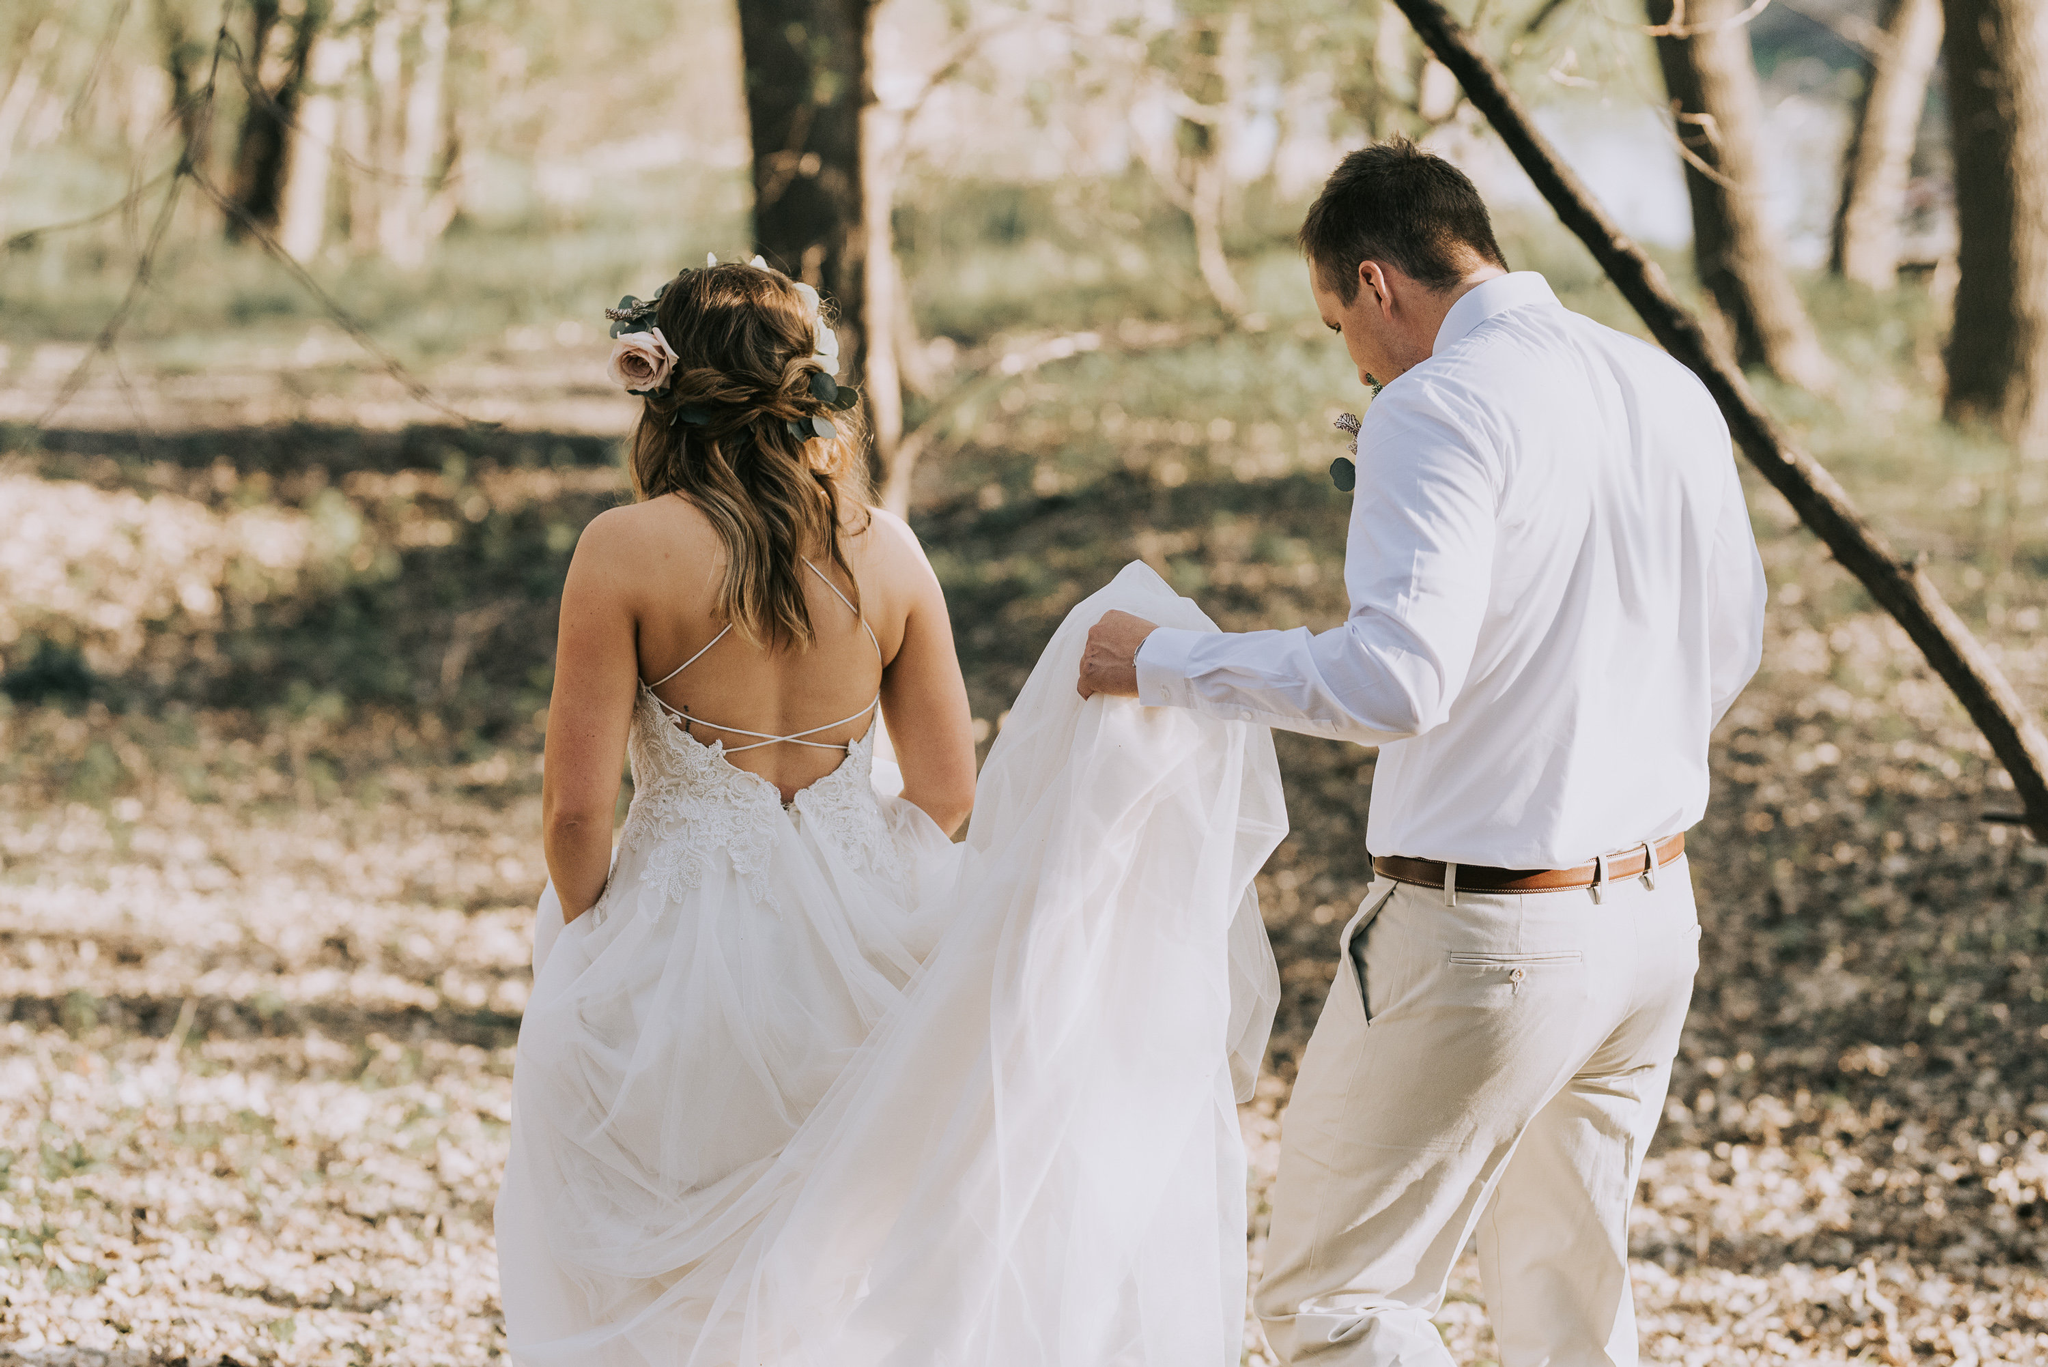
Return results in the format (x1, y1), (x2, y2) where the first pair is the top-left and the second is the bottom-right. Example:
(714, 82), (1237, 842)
(601, 687), (907, 918)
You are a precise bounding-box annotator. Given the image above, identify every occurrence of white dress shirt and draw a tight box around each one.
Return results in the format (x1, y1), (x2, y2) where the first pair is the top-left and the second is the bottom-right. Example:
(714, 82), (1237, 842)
(1135, 272), (1766, 868)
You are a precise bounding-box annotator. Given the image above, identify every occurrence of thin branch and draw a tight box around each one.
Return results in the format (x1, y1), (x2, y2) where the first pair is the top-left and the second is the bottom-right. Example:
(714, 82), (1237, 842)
(1386, 0), (2048, 842)
(64, 0), (137, 127)
(1664, 104), (1749, 192)
(1519, 0), (1576, 39)
(33, 0), (494, 435)
(33, 13), (221, 429)
(1642, 0), (1774, 38)
(1775, 0), (1884, 56)
(880, 322), (1216, 515)
(888, 15), (1030, 133)
(4, 168), (179, 250)
(754, 101), (817, 215)
(188, 167), (496, 429)
(224, 30), (454, 189)
(36, 138), (196, 428)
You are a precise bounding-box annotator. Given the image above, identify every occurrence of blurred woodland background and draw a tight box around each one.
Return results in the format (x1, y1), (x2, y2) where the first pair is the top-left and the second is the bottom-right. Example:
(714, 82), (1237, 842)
(4, 0), (2048, 1362)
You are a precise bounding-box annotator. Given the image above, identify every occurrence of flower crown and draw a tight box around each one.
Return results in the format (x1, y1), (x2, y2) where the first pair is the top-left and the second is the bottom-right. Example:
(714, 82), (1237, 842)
(604, 254), (860, 441)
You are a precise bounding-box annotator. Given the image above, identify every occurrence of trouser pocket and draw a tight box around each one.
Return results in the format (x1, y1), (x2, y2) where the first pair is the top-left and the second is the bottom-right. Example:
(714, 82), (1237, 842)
(1338, 880), (1399, 1023)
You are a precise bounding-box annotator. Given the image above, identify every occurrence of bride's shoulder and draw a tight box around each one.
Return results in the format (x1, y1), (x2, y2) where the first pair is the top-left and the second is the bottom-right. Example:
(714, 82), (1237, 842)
(851, 504), (917, 552)
(566, 499), (718, 592)
(846, 505), (937, 582)
(579, 496), (714, 552)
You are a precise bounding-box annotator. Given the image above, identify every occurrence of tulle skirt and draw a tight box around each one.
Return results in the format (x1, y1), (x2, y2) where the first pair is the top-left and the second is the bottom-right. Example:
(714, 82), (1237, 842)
(496, 561), (1288, 1366)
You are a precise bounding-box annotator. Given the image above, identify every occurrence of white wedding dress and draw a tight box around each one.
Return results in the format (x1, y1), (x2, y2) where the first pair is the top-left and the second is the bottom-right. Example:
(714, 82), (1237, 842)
(495, 561), (1288, 1367)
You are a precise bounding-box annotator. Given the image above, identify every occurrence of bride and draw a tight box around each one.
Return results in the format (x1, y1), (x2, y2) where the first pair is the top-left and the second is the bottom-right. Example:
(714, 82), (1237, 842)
(495, 259), (1287, 1367)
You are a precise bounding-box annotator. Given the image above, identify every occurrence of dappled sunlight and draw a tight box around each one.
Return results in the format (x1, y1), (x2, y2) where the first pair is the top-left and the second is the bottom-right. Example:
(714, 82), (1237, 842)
(3, 0), (2045, 1341)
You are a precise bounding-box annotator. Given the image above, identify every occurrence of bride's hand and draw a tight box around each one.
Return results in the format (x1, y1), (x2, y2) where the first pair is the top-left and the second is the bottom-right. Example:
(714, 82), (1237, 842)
(1077, 611), (1158, 699)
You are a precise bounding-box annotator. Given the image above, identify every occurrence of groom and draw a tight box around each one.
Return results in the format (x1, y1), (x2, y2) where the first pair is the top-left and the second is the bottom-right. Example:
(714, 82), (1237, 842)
(1078, 139), (1766, 1365)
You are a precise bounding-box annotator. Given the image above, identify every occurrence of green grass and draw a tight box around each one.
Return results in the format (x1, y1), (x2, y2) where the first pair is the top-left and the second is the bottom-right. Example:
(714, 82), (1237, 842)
(0, 159), (752, 363)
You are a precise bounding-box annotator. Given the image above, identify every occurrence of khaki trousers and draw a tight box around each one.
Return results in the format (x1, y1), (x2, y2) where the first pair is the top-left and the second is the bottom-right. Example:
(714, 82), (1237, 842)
(1255, 858), (1700, 1367)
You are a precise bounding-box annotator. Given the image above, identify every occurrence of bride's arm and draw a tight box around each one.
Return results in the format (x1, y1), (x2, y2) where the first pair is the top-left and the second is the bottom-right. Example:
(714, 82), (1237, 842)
(541, 513), (642, 921)
(869, 511), (977, 836)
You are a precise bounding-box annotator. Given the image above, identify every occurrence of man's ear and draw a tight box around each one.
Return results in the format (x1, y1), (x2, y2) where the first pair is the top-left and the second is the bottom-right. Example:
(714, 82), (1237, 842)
(1358, 260), (1391, 311)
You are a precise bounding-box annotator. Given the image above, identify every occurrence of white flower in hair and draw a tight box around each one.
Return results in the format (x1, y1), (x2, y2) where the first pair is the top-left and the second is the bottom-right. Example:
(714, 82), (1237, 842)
(789, 280), (841, 375)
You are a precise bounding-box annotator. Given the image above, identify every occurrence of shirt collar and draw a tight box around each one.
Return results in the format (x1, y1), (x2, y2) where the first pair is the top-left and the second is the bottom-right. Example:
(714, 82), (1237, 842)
(1432, 271), (1560, 353)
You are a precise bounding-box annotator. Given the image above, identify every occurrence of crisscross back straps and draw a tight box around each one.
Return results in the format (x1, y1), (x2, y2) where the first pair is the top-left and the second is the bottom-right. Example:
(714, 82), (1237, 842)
(642, 560), (882, 753)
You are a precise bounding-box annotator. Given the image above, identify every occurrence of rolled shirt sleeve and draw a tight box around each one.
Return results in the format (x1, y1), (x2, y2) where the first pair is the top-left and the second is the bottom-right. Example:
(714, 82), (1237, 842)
(1133, 382), (1499, 746)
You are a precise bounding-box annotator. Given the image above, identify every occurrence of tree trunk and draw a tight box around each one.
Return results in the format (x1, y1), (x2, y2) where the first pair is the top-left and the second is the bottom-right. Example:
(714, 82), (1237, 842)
(737, 0), (872, 474)
(861, 88), (906, 497)
(350, 3), (403, 256)
(338, 81), (372, 248)
(277, 0), (362, 262)
(1372, 0), (1413, 135)
(378, 0), (450, 269)
(1181, 9), (1253, 325)
(225, 0), (318, 238)
(0, 19), (58, 198)
(1832, 0), (1943, 288)
(151, 0), (214, 180)
(1943, 0), (2048, 453)
(1647, 0), (1835, 389)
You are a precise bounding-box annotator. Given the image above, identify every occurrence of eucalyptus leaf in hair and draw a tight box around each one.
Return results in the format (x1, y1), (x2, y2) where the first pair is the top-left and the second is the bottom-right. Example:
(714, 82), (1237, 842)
(605, 279), (671, 338)
(674, 404), (713, 426)
(789, 415), (838, 441)
(828, 385), (861, 411)
(608, 296), (647, 339)
(808, 370), (840, 405)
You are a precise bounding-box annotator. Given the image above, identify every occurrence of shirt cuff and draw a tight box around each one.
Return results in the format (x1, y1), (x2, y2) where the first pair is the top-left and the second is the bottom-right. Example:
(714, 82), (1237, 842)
(1135, 627), (1203, 708)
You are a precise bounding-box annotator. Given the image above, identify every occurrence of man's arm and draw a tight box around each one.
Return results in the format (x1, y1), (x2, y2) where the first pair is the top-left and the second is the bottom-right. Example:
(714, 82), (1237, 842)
(1079, 385), (1499, 745)
(1706, 459), (1767, 728)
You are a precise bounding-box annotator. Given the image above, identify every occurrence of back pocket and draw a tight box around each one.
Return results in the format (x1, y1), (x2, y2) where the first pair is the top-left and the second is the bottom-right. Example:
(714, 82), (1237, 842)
(1447, 949), (1583, 998)
(1447, 951), (1584, 968)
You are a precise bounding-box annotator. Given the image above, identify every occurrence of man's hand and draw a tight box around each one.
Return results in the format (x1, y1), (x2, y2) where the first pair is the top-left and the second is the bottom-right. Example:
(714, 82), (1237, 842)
(1077, 610), (1159, 699)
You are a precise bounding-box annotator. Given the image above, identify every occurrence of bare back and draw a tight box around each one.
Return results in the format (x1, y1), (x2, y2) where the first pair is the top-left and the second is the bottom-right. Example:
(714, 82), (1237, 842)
(547, 490), (974, 810)
(543, 488), (977, 918)
(630, 499), (899, 801)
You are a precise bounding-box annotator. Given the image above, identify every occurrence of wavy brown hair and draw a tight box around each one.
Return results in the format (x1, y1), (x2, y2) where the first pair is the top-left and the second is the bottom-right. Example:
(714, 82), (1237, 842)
(628, 263), (870, 649)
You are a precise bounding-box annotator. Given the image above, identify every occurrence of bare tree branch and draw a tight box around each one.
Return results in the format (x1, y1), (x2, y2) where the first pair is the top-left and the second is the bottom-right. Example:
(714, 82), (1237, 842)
(1642, 0), (1774, 35)
(5, 168), (179, 250)
(879, 322), (1215, 515)
(33, 2), (496, 436)
(1387, 0), (2048, 842)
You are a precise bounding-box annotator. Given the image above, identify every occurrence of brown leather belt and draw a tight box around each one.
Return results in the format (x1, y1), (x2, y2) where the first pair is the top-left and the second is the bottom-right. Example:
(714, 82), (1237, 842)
(1373, 833), (1685, 895)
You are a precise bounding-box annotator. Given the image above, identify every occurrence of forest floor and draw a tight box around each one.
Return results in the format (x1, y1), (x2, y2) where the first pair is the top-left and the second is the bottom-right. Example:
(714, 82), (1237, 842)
(4, 281), (2048, 1366)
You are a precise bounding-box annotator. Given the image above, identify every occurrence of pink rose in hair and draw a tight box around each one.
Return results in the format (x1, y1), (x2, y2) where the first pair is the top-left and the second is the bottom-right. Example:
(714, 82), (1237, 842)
(607, 328), (679, 393)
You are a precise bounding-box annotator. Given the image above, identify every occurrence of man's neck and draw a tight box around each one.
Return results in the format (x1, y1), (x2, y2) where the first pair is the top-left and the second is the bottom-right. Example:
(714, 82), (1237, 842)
(1385, 266), (1510, 378)
(1422, 266), (1509, 350)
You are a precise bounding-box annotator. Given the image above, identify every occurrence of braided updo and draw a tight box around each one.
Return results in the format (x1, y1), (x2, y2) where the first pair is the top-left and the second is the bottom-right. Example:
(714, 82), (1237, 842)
(628, 263), (870, 650)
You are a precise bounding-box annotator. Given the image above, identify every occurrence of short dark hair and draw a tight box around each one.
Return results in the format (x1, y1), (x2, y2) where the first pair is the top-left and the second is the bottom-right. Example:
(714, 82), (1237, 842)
(1298, 137), (1508, 300)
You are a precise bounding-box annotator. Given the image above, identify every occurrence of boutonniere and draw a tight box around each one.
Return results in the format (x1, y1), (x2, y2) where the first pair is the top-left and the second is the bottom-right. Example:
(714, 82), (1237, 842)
(1330, 412), (1362, 492)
